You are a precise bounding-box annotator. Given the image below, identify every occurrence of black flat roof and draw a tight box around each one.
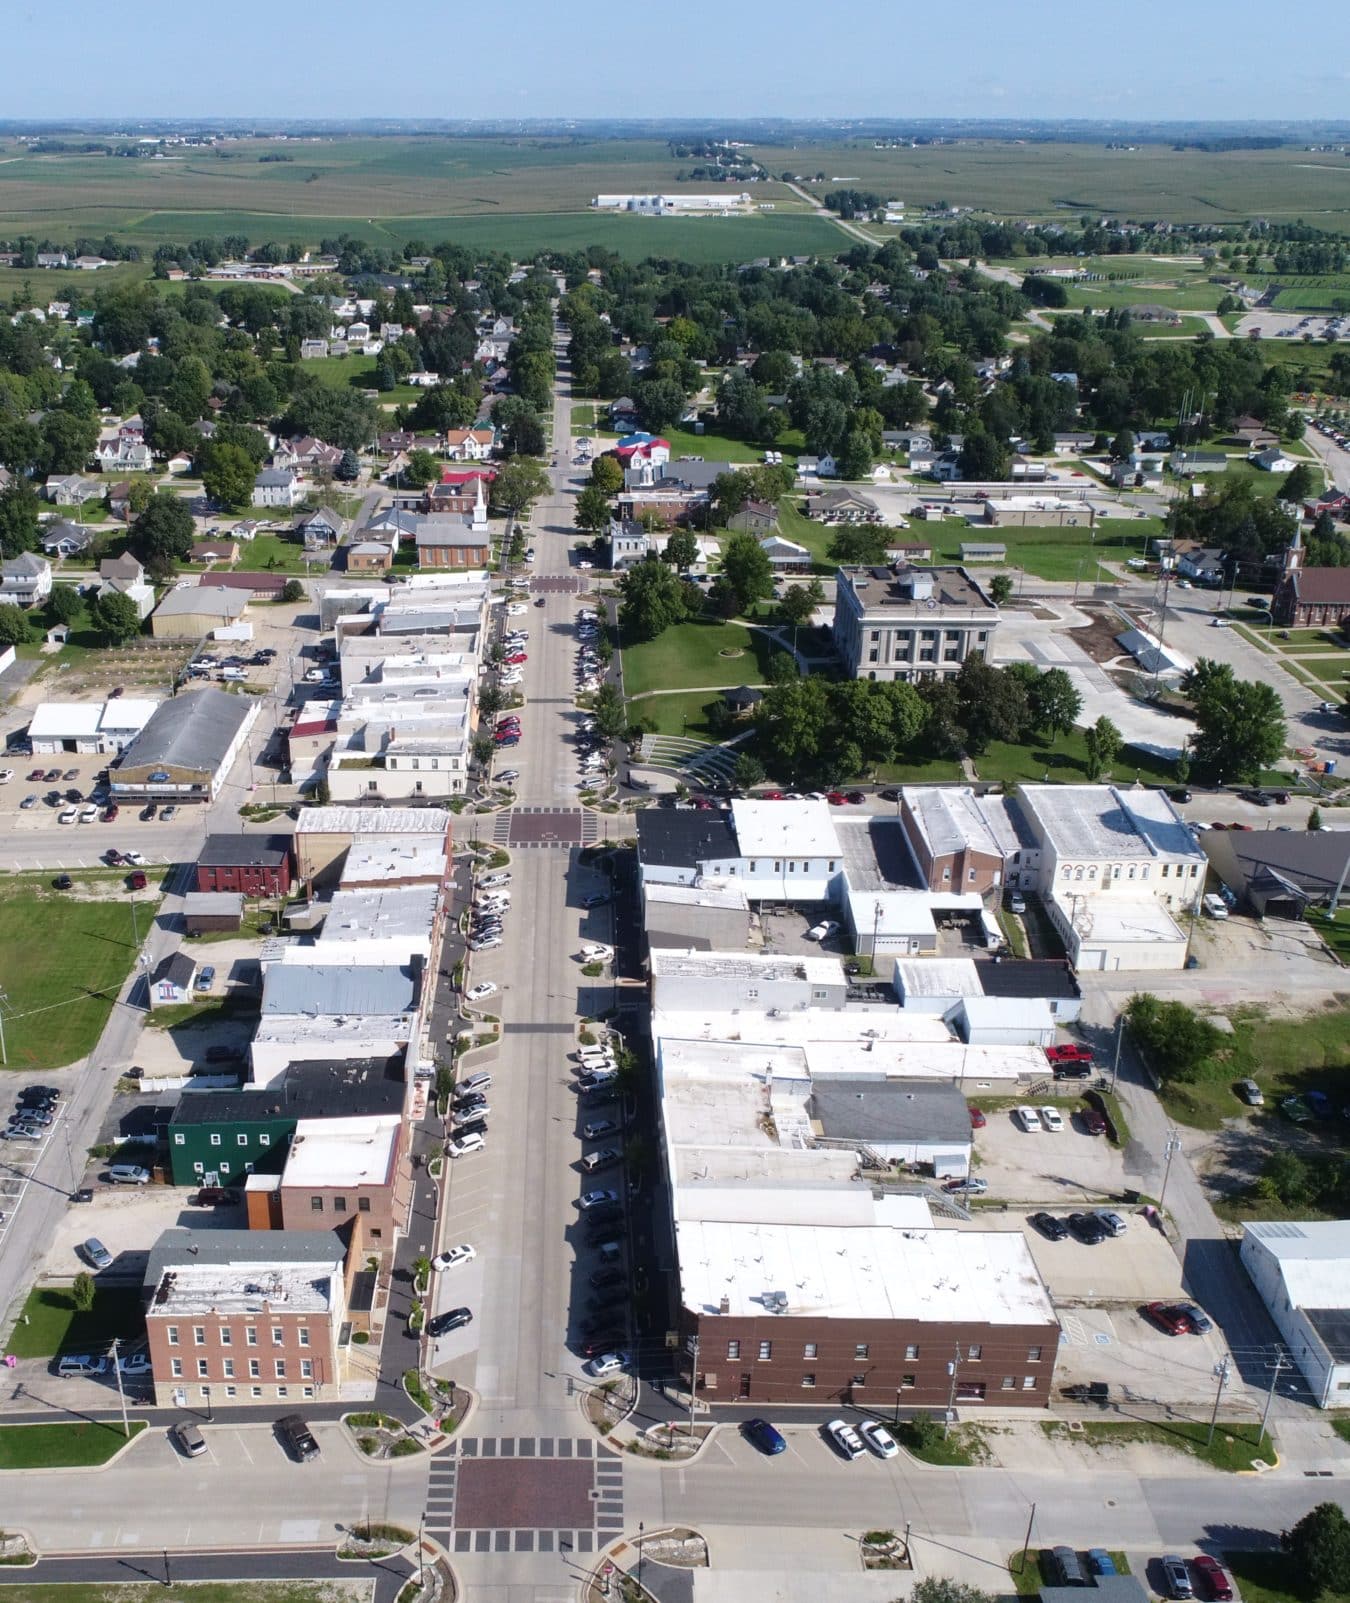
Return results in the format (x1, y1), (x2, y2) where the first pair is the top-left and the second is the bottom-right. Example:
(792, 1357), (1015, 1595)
(635, 810), (737, 870)
(809, 1078), (970, 1146)
(977, 958), (1080, 1001)
(198, 833), (293, 869)
(169, 1056), (405, 1129)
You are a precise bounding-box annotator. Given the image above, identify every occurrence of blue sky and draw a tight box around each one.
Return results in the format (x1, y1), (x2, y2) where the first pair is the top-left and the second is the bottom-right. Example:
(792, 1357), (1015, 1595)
(6, 0), (1348, 121)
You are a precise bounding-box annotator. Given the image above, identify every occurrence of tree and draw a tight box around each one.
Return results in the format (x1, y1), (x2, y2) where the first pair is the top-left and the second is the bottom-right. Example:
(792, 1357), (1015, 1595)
(1028, 667), (1083, 739)
(911, 1580), (995, 1603)
(71, 1271), (96, 1313)
(663, 528), (699, 570)
(837, 428), (874, 481)
(732, 752), (766, 790)
(1281, 462), (1318, 506)
(471, 734), (495, 771)
(501, 411), (545, 457)
(618, 555), (689, 642)
(0, 603), (32, 647)
(1284, 1502), (1350, 1599)
(764, 649), (799, 685)
(87, 589), (142, 645)
(716, 531), (774, 616)
(1184, 658), (1286, 784)
(574, 484), (612, 537)
(988, 574), (1013, 606)
(1110, 428), (1136, 461)
(47, 585), (82, 627)
(955, 653), (1028, 756)
(957, 428), (1010, 482)
(489, 458), (550, 519)
(281, 579), (304, 604)
(591, 682), (627, 740)
(0, 480), (40, 559)
(590, 455), (624, 495)
(1083, 715), (1122, 782)
(199, 442), (256, 511)
(780, 578), (824, 633)
(827, 526), (892, 566)
(130, 494), (194, 569)
(634, 378), (687, 433)
(404, 449), (440, 489)
(1125, 993), (1226, 1084)
(1309, 806), (1324, 832)
(335, 448), (361, 483)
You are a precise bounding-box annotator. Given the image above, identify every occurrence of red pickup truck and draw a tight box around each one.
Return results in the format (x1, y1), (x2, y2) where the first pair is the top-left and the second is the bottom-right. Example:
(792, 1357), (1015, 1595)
(1045, 1044), (1093, 1065)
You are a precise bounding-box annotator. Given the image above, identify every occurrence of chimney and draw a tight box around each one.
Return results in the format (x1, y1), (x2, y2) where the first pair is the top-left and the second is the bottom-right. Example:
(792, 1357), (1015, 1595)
(719, 1294), (731, 1315)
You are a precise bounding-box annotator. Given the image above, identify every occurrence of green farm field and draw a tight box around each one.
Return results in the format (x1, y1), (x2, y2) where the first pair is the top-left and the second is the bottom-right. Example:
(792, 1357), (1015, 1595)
(771, 141), (1350, 229)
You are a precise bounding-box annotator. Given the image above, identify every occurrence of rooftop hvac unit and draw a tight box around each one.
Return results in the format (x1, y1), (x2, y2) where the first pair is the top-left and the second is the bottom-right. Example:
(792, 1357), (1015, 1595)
(764, 1290), (789, 1314)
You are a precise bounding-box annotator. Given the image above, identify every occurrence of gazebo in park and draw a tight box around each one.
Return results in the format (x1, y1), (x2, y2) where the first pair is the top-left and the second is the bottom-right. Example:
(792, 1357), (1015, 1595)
(721, 686), (763, 721)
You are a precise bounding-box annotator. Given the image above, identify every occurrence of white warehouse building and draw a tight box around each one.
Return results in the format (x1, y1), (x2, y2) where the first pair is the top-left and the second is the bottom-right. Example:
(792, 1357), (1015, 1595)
(1241, 1219), (1350, 1408)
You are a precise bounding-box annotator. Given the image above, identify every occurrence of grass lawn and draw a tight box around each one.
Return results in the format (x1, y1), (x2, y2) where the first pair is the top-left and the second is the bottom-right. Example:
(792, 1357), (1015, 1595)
(1043, 1417), (1273, 1472)
(1158, 1002), (1350, 1134)
(775, 497), (838, 571)
(571, 403), (600, 429)
(919, 519), (1165, 585)
(1222, 1551), (1342, 1603)
(972, 730), (1178, 787)
(6, 1285), (145, 1359)
(627, 689), (727, 739)
(660, 424), (802, 466)
(0, 1420), (145, 1472)
(0, 1584), (367, 1603)
(0, 885), (156, 1070)
(621, 618), (777, 698)
(1308, 908), (1350, 964)
(873, 753), (966, 784)
(232, 534), (322, 575)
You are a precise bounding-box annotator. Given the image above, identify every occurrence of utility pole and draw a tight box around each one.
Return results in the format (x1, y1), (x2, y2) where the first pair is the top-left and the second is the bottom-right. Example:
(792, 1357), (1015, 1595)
(1259, 1351), (1290, 1446)
(1018, 1502), (1038, 1575)
(419, 1510), (427, 1591)
(943, 1344), (961, 1440)
(109, 1337), (129, 1438)
(1158, 1128), (1182, 1212)
(687, 1333), (699, 1437)
(1111, 1015), (1124, 1092)
(1207, 1355), (1231, 1448)
(0, 989), (7, 1066)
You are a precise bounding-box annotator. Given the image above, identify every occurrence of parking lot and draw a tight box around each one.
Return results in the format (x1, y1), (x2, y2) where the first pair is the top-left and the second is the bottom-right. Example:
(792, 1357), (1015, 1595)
(973, 1100), (1130, 1205)
(39, 1177), (243, 1288)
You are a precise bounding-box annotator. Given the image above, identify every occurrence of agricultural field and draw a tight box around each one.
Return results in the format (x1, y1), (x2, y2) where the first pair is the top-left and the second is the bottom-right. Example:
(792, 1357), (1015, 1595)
(1253, 275), (1350, 312)
(769, 140), (1350, 230)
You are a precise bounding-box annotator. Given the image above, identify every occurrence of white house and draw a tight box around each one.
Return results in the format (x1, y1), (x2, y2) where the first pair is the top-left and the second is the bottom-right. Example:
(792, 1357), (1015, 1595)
(1241, 1220), (1350, 1407)
(607, 518), (652, 571)
(95, 438), (153, 473)
(444, 428), (496, 462)
(1250, 447), (1297, 473)
(252, 468), (302, 509)
(0, 553), (52, 608)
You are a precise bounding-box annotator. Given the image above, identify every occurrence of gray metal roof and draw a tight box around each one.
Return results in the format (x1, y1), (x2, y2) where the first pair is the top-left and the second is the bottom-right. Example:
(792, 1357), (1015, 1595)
(261, 962), (420, 1017)
(809, 1078), (971, 1146)
(144, 1227), (345, 1295)
(118, 688), (253, 776)
(199, 833), (292, 869)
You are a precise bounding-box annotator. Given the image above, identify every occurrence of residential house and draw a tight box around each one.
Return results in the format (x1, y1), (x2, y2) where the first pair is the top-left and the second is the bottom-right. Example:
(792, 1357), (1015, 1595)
(100, 553), (144, 586)
(1170, 450), (1229, 477)
(0, 553), (52, 608)
(1176, 547), (1227, 587)
(1231, 417), (1279, 450)
(275, 437), (342, 474)
(795, 454), (839, 480)
(35, 251), (68, 269)
(95, 437), (153, 474)
(41, 521), (94, 559)
(405, 372), (440, 388)
(1306, 490), (1350, 523)
(149, 952), (197, 1008)
(727, 500), (779, 536)
(190, 539), (240, 564)
(300, 339), (329, 360)
(805, 486), (880, 522)
(607, 519), (652, 570)
(443, 428), (495, 461)
(426, 472), (494, 515)
(165, 452), (193, 476)
(98, 570), (155, 620)
(106, 480), (133, 521)
(203, 571), (288, 602)
(297, 507), (345, 549)
(1109, 453), (1165, 489)
(1250, 447), (1297, 473)
(252, 469), (302, 509)
(44, 474), (100, 507)
(1052, 432), (1097, 455)
(880, 430), (933, 457)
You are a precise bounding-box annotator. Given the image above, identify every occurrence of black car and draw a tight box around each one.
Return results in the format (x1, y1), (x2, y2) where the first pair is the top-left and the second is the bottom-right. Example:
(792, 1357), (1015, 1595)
(585, 1202), (624, 1226)
(455, 1093), (487, 1113)
(51, 874), (73, 891)
(450, 1117), (488, 1139)
(1168, 787), (1192, 803)
(1030, 1211), (1070, 1241)
(140, 803), (157, 820)
(589, 1266), (626, 1290)
(1068, 1211), (1108, 1245)
(19, 1086), (59, 1106)
(277, 1413), (320, 1461)
(427, 1307), (473, 1337)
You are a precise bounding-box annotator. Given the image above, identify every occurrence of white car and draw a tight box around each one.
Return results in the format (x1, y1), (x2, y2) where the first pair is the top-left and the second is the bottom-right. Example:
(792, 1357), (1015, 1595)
(466, 982), (497, 1002)
(585, 1351), (627, 1378)
(0, 769), (12, 784)
(58, 807), (77, 825)
(122, 850), (145, 865)
(476, 893), (511, 909)
(432, 1243), (476, 1271)
(481, 874), (511, 888)
(826, 1418), (866, 1460)
(499, 673), (523, 687)
(506, 604), (528, 616)
(79, 804), (99, 823)
(1039, 1106), (1065, 1133)
(1014, 1106), (1043, 1133)
(580, 944), (614, 961)
(859, 1420), (899, 1459)
(805, 920), (840, 942)
(447, 1133), (485, 1158)
(467, 936), (502, 952)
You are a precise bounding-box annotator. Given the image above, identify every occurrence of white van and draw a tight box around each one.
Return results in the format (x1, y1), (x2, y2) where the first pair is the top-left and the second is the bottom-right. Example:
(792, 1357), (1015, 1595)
(1202, 893), (1229, 919)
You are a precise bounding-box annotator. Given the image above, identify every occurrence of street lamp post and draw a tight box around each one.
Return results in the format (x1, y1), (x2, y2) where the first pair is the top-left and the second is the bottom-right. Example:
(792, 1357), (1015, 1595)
(943, 1345), (961, 1439)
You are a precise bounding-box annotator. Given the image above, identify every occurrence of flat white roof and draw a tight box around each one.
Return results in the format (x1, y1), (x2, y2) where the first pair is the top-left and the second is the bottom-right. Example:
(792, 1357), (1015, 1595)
(251, 1015), (413, 1048)
(677, 1218), (1055, 1325)
(731, 798), (841, 860)
(894, 958), (983, 999)
(1022, 784), (1203, 864)
(149, 1261), (338, 1317)
(298, 806), (451, 836)
(318, 884), (440, 945)
(284, 1114), (399, 1188)
(961, 995), (1054, 1030)
(339, 835), (448, 885)
(644, 881), (751, 912)
(902, 786), (1007, 860)
(29, 702), (102, 738)
(1056, 894), (1184, 945)
(1246, 1220), (1350, 1308)
(650, 950), (841, 985)
(100, 698), (159, 731)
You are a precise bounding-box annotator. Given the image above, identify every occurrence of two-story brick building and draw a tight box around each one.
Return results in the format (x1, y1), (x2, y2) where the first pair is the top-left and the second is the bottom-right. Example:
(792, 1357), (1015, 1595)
(143, 1228), (348, 1408)
(195, 834), (293, 898)
(899, 786), (1009, 895)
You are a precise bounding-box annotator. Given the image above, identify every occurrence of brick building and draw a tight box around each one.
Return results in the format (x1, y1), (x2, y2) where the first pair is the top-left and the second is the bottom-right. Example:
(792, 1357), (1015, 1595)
(195, 833), (293, 897)
(143, 1228), (348, 1408)
(899, 786), (1009, 896)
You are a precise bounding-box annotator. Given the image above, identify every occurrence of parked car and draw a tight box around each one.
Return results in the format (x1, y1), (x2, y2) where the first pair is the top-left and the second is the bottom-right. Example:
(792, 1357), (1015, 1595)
(1030, 1212), (1070, 1241)
(1068, 1212), (1108, 1245)
(174, 1420), (208, 1457)
(969, 1105), (987, 1129)
(56, 1354), (109, 1380)
(579, 1189), (619, 1211)
(583, 1118), (620, 1141)
(1048, 1547), (1088, 1587)
(107, 1164), (151, 1184)
(582, 1147), (622, 1173)
(743, 1417), (787, 1455)
(1191, 1556), (1232, 1601)
(1014, 1106), (1043, 1132)
(277, 1413), (320, 1462)
(859, 1421), (899, 1459)
(78, 1237), (112, 1269)
(1161, 1556), (1194, 1600)
(1081, 1107), (1108, 1136)
(195, 965), (215, 993)
(427, 1307), (473, 1337)
(1176, 1302), (1213, 1334)
(466, 983), (497, 1002)
(432, 1244), (476, 1272)
(447, 1133), (485, 1158)
(1236, 1079), (1264, 1107)
(1094, 1211), (1127, 1237)
(585, 1351), (628, 1378)
(1046, 1044), (1093, 1066)
(805, 919), (840, 942)
(825, 1418), (866, 1460)
(1039, 1106), (1065, 1133)
(1087, 1551), (1118, 1577)
(943, 1176), (988, 1196)
(1144, 1302), (1192, 1337)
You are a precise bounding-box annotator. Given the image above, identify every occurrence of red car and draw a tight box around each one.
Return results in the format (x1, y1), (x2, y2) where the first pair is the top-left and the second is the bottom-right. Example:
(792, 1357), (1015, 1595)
(26, 769), (43, 782)
(103, 804), (119, 822)
(1143, 1302), (1191, 1337)
(763, 791), (785, 800)
(504, 653), (527, 665)
(1192, 1557), (1232, 1601)
(827, 792), (848, 806)
(969, 1106), (986, 1129)
(1046, 1044), (1093, 1066)
(1081, 1107), (1108, 1136)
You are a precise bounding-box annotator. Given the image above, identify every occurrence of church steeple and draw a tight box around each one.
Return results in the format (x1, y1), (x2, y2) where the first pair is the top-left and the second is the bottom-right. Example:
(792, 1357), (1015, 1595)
(1284, 522), (1303, 574)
